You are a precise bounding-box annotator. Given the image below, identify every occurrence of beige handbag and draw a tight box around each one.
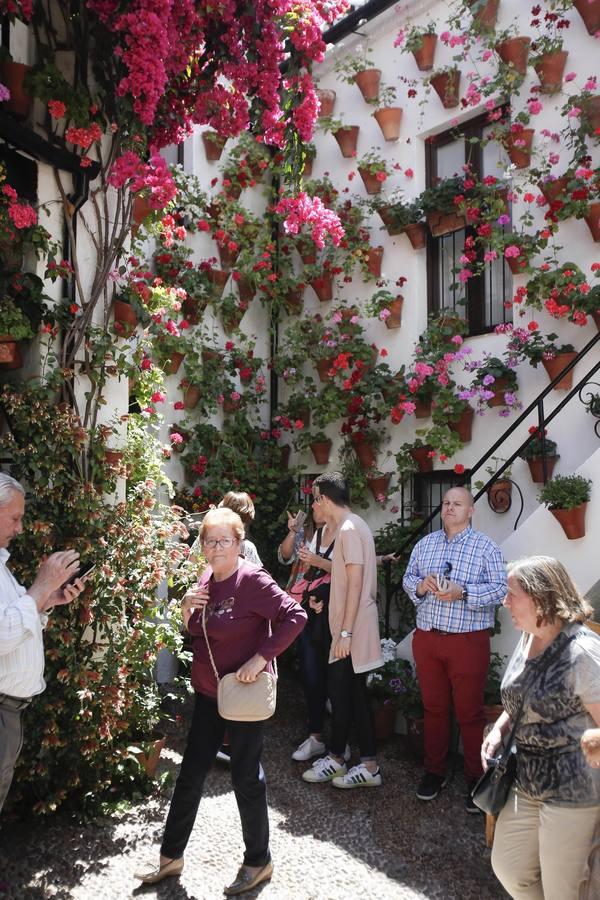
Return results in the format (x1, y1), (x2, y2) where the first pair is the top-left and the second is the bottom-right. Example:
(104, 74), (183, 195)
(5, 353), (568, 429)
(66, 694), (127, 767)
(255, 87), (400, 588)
(201, 605), (277, 722)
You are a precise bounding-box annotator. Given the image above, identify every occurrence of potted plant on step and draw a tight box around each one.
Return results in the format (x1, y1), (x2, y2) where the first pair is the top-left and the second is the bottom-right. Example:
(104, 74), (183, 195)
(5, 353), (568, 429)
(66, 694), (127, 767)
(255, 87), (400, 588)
(538, 475), (592, 540)
(518, 427), (559, 484)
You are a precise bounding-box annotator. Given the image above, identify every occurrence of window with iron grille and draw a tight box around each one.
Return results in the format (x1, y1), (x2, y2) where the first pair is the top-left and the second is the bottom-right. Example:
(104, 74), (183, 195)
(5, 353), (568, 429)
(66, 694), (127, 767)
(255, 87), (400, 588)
(425, 115), (514, 336)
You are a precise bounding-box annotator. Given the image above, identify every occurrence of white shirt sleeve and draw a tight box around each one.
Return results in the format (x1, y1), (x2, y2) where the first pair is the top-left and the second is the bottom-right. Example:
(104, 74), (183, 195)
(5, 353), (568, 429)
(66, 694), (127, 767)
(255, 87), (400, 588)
(0, 593), (40, 656)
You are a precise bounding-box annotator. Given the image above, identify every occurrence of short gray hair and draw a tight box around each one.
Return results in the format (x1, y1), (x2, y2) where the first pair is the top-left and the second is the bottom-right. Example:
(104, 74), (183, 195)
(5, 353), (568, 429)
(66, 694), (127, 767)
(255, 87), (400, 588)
(0, 474), (25, 507)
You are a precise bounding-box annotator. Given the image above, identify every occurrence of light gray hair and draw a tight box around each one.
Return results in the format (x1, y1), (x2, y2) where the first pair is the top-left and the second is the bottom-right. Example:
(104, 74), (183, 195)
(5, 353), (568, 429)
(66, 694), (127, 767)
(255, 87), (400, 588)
(0, 474), (25, 507)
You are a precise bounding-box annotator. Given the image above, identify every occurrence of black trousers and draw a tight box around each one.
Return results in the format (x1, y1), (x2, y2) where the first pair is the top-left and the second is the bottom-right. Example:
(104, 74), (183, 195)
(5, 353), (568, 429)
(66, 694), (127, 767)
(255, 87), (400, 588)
(328, 656), (377, 761)
(161, 692), (270, 866)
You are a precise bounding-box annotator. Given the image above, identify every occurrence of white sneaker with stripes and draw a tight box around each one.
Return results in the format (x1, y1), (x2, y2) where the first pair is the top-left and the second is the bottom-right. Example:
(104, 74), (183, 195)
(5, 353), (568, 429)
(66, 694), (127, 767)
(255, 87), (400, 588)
(332, 763), (382, 789)
(302, 755), (347, 783)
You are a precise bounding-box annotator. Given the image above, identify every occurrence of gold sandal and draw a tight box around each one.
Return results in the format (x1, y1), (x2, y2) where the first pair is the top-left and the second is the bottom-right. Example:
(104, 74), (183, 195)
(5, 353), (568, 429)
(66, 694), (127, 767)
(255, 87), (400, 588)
(134, 856), (184, 884)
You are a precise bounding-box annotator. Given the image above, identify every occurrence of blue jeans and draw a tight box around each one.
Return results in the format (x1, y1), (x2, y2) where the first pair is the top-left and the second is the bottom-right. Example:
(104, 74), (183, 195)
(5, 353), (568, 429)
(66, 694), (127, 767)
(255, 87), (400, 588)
(297, 625), (329, 735)
(161, 692), (270, 866)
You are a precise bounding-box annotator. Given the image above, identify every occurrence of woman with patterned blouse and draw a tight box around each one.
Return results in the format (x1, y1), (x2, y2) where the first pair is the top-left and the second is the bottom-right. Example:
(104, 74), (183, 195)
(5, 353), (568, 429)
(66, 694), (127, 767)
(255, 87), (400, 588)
(482, 556), (600, 900)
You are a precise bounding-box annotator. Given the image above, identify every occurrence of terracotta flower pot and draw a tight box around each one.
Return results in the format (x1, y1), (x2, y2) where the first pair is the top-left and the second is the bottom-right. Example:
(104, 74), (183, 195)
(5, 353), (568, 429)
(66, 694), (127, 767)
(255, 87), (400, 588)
(403, 222), (427, 250)
(366, 245), (384, 277)
(298, 239), (317, 265)
(316, 358), (334, 383)
(487, 479), (512, 514)
(409, 446), (434, 472)
(284, 287), (304, 314)
(182, 296), (207, 325)
(132, 195), (154, 226)
(208, 268), (230, 299)
(527, 456), (557, 484)
(412, 34), (437, 71)
(373, 107), (403, 142)
(201, 348), (223, 367)
(223, 396), (241, 413)
(302, 156), (314, 178)
(0, 340), (21, 367)
(352, 436), (377, 470)
(202, 131), (227, 160)
(448, 405), (474, 442)
(574, 0), (600, 34)
(550, 503), (587, 540)
(592, 310), (600, 331)
(541, 352), (577, 390)
(333, 126), (359, 158)
(413, 398), (432, 419)
(377, 205), (403, 236)
(367, 474), (390, 500)
(130, 734), (166, 778)
(505, 128), (535, 169)
(506, 253), (529, 275)
(426, 210), (466, 237)
(221, 309), (245, 335)
(310, 274), (333, 303)
(488, 376), (513, 407)
(468, 0), (499, 29)
(183, 384), (202, 410)
(373, 703), (397, 740)
(430, 69), (460, 109)
(316, 89), (336, 118)
(113, 299), (138, 331)
(217, 242), (240, 270)
(384, 296), (404, 329)
(534, 50), (569, 94)
(582, 95), (600, 135)
(164, 351), (185, 375)
(353, 68), (381, 102)
(310, 439), (332, 465)
(358, 167), (384, 195)
(104, 449), (124, 469)
(237, 276), (255, 305)
(279, 445), (291, 471)
(294, 407), (311, 428)
(0, 61), (32, 119)
(538, 176), (569, 205)
(495, 36), (531, 76)
(584, 202), (600, 242)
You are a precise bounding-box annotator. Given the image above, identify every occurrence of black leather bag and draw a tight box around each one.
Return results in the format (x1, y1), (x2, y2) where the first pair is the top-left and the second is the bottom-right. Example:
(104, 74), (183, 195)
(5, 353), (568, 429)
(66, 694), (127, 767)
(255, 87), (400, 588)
(471, 632), (576, 816)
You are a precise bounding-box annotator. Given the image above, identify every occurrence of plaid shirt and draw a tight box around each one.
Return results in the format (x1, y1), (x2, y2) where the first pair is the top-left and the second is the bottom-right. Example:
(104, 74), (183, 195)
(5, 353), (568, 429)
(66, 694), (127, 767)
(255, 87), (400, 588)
(402, 526), (506, 633)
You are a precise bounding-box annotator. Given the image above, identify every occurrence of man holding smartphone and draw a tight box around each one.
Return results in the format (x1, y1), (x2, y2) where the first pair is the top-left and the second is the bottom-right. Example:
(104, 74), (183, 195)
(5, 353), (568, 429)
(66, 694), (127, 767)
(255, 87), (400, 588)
(402, 487), (506, 812)
(0, 474), (85, 813)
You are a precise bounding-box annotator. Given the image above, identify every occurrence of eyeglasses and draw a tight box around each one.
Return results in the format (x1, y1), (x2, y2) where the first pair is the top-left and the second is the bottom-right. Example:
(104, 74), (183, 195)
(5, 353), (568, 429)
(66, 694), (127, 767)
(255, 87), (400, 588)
(202, 538), (237, 550)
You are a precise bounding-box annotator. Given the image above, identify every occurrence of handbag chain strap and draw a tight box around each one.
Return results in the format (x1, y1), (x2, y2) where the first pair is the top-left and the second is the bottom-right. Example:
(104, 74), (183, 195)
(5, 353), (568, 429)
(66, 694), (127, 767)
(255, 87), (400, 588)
(496, 631), (576, 773)
(201, 602), (278, 689)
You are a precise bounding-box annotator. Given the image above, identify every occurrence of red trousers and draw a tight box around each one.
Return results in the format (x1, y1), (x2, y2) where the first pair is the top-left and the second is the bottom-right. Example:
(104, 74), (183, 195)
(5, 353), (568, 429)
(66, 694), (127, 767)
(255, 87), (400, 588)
(412, 627), (490, 782)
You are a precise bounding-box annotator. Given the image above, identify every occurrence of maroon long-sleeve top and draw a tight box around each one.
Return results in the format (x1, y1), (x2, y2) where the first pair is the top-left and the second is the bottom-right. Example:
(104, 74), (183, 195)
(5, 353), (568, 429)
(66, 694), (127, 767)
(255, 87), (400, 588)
(188, 561), (307, 700)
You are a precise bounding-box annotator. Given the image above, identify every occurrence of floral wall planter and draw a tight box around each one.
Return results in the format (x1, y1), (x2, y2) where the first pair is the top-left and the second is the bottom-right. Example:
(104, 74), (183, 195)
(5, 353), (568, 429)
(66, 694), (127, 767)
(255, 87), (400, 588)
(353, 68), (381, 102)
(550, 503), (587, 540)
(533, 50), (569, 95)
(132, 195), (154, 226)
(333, 125), (359, 158)
(353, 437), (378, 470)
(409, 445), (434, 472)
(487, 479), (512, 514)
(538, 175), (569, 205)
(310, 439), (332, 465)
(217, 242), (240, 269)
(403, 222), (427, 250)
(113, 299), (138, 332)
(487, 376), (514, 407)
(412, 34), (437, 71)
(426, 210), (466, 237)
(311, 275), (334, 302)
(373, 107), (402, 142)
(429, 69), (460, 109)
(505, 129), (535, 169)
(202, 131), (227, 161)
(527, 456), (557, 483)
(468, 0), (499, 30)
(541, 352), (577, 390)
(183, 385), (202, 410)
(0, 339), (21, 368)
(207, 268), (230, 298)
(584, 202), (600, 242)
(358, 167), (384, 194)
(163, 351), (185, 375)
(448, 405), (474, 442)
(316, 358), (334, 382)
(0, 62), (32, 119)
(384, 295), (404, 329)
(413, 398), (432, 419)
(377, 206), (403, 236)
(574, 0), (600, 35)
(495, 36), (530, 77)
(366, 245), (384, 276)
(317, 89), (336, 117)
(367, 473), (391, 500)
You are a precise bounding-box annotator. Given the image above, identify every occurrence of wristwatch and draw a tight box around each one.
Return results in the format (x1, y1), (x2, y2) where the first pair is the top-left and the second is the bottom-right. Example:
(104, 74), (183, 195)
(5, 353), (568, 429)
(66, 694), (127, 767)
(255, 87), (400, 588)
(461, 587), (468, 601)
(340, 630), (353, 638)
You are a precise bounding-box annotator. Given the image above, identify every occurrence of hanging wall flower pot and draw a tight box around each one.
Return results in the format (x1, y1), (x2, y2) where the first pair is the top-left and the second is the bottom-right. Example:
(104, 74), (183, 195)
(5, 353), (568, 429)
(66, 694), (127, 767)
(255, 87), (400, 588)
(351, 435), (377, 470)
(113, 299), (138, 334)
(373, 107), (403, 142)
(279, 445), (291, 471)
(284, 287), (304, 314)
(129, 733), (167, 778)
(377, 206), (403, 236)
(584, 202), (600, 242)
(217, 242), (240, 270)
(202, 131), (227, 160)
(366, 245), (384, 277)
(310, 439), (332, 465)
(182, 296), (207, 325)
(223, 396), (242, 413)
(0, 339), (21, 368)
(533, 50), (569, 94)
(414, 398), (432, 419)
(488, 479), (512, 514)
(550, 503), (587, 540)
(527, 456), (557, 483)
(302, 156), (314, 178)
(574, 0), (600, 34)
(164, 351), (185, 375)
(412, 34), (437, 71)
(183, 384), (202, 410)
(582, 95), (600, 135)
(592, 310), (600, 331)
(505, 128), (535, 169)
(316, 358), (334, 383)
(426, 209), (466, 237)
(468, 0), (500, 30)
(221, 308), (245, 335)
(0, 61), (32, 119)
(298, 238), (317, 265)
(333, 126), (359, 158)
(541, 352), (577, 390)
(495, 36), (531, 76)
(506, 252), (529, 275)
(358, 167), (384, 195)
(384, 296), (404, 329)
(538, 176), (569, 205)
(409, 445), (434, 472)
(237, 276), (255, 305)
(310, 274), (333, 303)
(488, 376), (513, 406)
(353, 68), (381, 102)
(448, 405), (474, 442)
(430, 69), (460, 109)
(316, 89), (336, 117)
(208, 268), (230, 299)
(403, 222), (428, 250)
(132, 195), (154, 226)
(104, 449), (124, 469)
(367, 473), (391, 500)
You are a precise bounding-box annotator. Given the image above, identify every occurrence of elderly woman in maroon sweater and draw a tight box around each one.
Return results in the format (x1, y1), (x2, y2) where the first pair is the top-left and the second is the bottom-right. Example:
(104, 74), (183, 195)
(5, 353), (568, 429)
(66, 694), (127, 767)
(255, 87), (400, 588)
(136, 507), (306, 895)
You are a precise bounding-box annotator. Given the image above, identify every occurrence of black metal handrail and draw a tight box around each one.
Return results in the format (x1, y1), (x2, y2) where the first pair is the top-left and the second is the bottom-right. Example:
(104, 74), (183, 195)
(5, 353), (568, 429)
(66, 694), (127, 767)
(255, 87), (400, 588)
(383, 328), (600, 635)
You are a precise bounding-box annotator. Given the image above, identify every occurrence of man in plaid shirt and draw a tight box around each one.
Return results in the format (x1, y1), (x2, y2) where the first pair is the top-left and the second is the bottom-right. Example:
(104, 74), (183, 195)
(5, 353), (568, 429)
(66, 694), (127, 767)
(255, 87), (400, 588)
(403, 487), (507, 812)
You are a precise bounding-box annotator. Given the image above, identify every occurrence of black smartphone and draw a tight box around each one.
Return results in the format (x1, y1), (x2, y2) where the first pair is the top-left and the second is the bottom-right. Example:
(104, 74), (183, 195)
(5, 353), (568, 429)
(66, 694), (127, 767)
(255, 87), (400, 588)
(62, 561), (96, 589)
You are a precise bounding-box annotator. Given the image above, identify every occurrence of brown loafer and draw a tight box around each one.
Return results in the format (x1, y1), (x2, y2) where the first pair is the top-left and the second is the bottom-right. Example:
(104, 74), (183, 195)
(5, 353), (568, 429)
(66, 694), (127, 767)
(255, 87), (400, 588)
(134, 856), (184, 884)
(224, 861), (273, 895)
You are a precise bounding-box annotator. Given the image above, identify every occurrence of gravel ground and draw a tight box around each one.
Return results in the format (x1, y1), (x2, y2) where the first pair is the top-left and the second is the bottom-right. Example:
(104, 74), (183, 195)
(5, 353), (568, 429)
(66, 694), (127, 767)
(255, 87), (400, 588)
(0, 675), (508, 900)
